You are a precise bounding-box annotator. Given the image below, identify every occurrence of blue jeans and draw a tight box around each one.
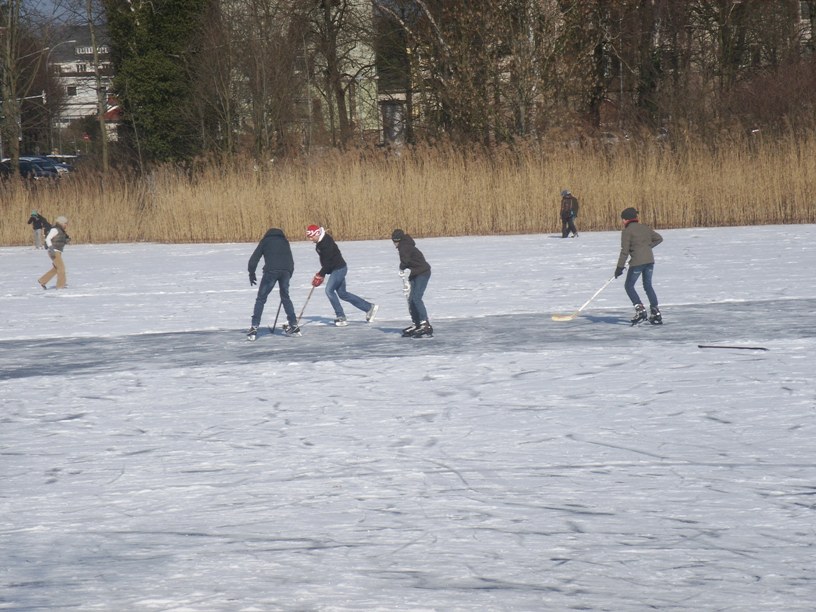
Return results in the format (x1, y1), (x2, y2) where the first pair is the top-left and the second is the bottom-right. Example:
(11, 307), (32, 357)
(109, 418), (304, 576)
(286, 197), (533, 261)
(624, 263), (658, 308)
(252, 269), (297, 328)
(325, 266), (371, 318)
(408, 271), (431, 323)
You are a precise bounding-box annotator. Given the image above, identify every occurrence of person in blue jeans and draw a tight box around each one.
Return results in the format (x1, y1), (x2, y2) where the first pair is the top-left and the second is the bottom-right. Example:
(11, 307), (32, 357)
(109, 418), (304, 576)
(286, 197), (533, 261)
(306, 224), (377, 326)
(614, 207), (663, 325)
(391, 229), (433, 337)
(247, 227), (300, 340)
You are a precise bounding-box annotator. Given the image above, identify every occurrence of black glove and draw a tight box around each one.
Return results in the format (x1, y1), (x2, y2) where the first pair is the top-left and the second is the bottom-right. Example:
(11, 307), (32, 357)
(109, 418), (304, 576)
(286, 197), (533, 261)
(249, 271), (257, 286)
(614, 267), (625, 279)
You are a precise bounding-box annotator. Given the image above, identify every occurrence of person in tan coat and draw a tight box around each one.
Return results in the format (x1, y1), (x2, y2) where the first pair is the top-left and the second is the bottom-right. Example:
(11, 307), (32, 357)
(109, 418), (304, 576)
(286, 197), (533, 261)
(614, 207), (663, 325)
(38, 216), (70, 289)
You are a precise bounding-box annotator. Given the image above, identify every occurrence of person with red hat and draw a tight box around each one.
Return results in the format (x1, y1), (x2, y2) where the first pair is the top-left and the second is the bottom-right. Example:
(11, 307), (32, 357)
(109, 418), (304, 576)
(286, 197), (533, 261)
(614, 207), (663, 325)
(306, 225), (377, 326)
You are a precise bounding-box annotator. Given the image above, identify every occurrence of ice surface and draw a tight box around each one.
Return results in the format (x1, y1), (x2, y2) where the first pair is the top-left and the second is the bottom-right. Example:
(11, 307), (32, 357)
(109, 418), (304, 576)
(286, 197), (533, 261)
(2, 225), (815, 611)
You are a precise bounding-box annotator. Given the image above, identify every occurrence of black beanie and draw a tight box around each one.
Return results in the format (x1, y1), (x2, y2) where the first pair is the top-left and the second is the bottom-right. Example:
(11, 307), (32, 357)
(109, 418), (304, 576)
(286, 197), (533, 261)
(391, 229), (405, 242)
(621, 207), (638, 220)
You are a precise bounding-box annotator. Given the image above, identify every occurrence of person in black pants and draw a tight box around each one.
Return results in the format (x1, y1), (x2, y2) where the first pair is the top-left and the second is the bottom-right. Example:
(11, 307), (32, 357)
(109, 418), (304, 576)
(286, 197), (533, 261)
(247, 227), (300, 340)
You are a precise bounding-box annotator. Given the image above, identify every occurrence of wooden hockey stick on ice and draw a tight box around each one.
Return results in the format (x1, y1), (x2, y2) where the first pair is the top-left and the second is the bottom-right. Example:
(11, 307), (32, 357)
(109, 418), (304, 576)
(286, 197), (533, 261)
(552, 276), (616, 321)
(297, 286), (315, 325)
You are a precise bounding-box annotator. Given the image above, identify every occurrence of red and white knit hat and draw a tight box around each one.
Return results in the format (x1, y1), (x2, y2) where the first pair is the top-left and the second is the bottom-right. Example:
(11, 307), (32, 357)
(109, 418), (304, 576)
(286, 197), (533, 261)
(306, 224), (322, 238)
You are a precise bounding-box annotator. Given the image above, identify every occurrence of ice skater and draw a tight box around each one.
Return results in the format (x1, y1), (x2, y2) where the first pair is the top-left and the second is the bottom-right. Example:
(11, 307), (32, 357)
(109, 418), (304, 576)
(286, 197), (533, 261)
(306, 224), (377, 326)
(38, 216), (70, 289)
(391, 229), (433, 338)
(614, 207), (663, 325)
(246, 227), (301, 340)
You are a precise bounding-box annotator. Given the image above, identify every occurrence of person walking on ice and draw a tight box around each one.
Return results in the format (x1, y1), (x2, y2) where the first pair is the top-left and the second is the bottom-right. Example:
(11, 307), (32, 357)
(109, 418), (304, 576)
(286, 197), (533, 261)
(391, 229), (433, 338)
(560, 189), (579, 238)
(247, 227), (301, 340)
(614, 207), (663, 325)
(38, 216), (70, 289)
(27, 210), (49, 249)
(306, 224), (377, 326)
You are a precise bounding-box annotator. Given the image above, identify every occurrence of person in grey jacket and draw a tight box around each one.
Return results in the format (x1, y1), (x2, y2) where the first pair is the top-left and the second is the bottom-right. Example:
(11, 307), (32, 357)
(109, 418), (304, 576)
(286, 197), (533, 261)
(38, 216), (69, 289)
(247, 227), (300, 340)
(614, 207), (663, 325)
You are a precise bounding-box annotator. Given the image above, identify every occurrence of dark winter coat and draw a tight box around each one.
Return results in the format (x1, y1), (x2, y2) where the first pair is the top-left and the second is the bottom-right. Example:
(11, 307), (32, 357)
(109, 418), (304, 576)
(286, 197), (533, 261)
(396, 235), (431, 280)
(616, 221), (663, 268)
(248, 228), (295, 275)
(560, 195), (579, 221)
(27, 213), (48, 230)
(314, 233), (346, 276)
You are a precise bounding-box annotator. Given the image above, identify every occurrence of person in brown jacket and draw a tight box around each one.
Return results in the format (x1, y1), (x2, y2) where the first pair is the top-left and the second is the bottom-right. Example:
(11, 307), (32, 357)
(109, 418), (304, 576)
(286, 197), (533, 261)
(614, 207), (663, 325)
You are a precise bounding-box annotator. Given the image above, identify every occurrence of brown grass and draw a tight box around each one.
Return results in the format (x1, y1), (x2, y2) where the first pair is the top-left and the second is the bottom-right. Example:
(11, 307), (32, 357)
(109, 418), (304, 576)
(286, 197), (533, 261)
(3, 133), (815, 246)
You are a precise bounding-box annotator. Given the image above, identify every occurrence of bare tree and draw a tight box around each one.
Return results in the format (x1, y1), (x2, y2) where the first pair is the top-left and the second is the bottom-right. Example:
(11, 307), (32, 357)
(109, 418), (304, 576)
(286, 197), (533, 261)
(307, 0), (375, 147)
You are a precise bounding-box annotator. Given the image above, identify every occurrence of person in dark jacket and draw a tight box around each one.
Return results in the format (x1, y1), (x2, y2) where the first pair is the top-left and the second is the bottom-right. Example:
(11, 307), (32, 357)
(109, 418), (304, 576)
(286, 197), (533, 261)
(247, 227), (300, 340)
(306, 224), (377, 326)
(614, 207), (663, 325)
(38, 216), (69, 289)
(27, 210), (49, 249)
(391, 229), (433, 338)
(560, 189), (579, 238)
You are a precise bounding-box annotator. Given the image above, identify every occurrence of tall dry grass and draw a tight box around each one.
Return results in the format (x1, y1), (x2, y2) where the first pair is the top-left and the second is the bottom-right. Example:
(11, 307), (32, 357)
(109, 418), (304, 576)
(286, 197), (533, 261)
(2, 133), (815, 246)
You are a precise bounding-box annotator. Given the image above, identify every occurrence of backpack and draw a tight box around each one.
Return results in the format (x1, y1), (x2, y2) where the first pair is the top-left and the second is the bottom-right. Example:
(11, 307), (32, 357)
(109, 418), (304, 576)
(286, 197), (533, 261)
(571, 197), (579, 218)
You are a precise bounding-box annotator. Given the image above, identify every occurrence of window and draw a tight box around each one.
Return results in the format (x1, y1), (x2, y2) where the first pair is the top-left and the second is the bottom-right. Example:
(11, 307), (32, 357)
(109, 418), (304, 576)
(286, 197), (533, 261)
(67, 86), (77, 96)
(76, 63), (87, 73)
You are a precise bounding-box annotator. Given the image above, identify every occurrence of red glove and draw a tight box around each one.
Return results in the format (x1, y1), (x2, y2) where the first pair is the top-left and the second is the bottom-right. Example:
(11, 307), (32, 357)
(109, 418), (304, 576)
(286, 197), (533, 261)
(312, 273), (324, 287)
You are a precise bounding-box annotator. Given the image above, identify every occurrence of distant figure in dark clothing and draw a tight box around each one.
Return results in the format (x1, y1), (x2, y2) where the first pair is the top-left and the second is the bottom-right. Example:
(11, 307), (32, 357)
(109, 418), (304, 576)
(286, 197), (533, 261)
(247, 228), (300, 340)
(27, 210), (49, 249)
(560, 190), (579, 238)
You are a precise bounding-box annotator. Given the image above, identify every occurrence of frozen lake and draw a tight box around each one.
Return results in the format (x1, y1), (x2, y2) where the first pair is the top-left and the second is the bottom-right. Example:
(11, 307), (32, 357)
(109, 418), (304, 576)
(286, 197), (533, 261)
(2, 225), (815, 610)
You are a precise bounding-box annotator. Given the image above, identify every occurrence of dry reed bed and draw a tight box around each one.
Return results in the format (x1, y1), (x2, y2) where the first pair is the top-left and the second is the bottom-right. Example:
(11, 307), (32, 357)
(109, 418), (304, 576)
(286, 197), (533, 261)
(2, 135), (815, 246)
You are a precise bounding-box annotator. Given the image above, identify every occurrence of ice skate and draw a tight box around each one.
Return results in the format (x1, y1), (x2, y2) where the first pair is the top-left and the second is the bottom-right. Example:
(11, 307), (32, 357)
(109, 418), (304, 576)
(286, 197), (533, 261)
(630, 304), (647, 326)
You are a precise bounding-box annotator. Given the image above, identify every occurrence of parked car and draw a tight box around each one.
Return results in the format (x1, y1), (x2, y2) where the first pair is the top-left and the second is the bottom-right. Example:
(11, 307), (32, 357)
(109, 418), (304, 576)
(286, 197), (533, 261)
(21, 156), (67, 177)
(1, 158), (60, 181)
(46, 154), (79, 173)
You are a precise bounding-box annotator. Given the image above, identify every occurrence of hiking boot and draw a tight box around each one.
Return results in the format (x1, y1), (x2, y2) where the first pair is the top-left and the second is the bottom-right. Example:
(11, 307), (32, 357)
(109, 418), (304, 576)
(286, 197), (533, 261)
(630, 304), (647, 326)
(366, 304), (379, 323)
(412, 321), (433, 338)
(334, 315), (348, 327)
(401, 323), (419, 337)
(283, 323), (301, 337)
(247, 326), (259, 341)
(649, 306), (663, 325)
